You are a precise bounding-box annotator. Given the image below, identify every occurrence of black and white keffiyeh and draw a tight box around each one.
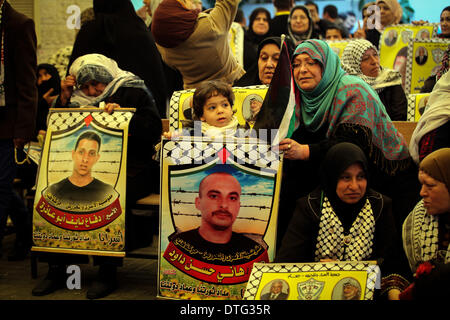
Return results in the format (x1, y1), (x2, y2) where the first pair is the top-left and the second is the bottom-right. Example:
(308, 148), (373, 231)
(341, 39), (402, 92)
(315, 196), (375, 261)
(402, 199), (450, 272)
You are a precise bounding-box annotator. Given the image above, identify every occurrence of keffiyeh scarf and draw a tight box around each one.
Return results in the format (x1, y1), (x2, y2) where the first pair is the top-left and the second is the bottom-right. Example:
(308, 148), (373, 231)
(341, 39), (402, 92)
(68, 53), (150, 107)
(315, 196), (375, 261)
(402, 199), (450, 272)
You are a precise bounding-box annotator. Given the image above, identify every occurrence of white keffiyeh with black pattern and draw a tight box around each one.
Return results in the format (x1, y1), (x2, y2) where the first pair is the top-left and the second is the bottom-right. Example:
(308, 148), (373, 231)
(315, 196), (375, 261)
(341, 39), (402, 92)
(402, 199), (450, 272)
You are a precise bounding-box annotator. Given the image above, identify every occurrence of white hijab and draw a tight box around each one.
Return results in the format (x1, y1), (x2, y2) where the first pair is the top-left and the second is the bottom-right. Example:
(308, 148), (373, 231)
(409, 71), (450, 163)
(68, 54), (148, 107)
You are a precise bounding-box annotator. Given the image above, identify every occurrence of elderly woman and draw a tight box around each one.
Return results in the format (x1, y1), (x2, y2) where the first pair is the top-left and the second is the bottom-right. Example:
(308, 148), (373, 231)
(287, 5), (320, 45)
(243, 7), (272, 71)
(409, 71), (450, 164)
(276, 39), (420, 246)
(341, 39), (407, 121)
(276, 142), (410, 299)
(401, 148), (450, 300)
(151, 0), (244, 90)
(33, 54), (162, 300)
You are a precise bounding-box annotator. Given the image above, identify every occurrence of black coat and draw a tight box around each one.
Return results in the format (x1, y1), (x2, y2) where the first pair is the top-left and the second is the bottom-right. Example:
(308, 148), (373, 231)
(275, 188), (410, 281)
(378, 85), (407, 121)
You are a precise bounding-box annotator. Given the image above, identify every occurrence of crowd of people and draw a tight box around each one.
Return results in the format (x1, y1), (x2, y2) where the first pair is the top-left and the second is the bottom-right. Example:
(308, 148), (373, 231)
(0, 0), (449, 301)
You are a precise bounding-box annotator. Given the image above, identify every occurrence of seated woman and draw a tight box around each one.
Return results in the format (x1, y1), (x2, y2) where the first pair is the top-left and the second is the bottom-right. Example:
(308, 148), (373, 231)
(33, 53), (162, 300)
(151, 0), (244, 89)
(287, 5), (321, 45)
(409, 70), (450, 164)
(341, 39), (407, 121)
(276, 39), (420, 246)
(401, 148), (450, 300)
(276, 142), (410, 299)
(235, 36), (295, 87)
(243, 7), (272, 71)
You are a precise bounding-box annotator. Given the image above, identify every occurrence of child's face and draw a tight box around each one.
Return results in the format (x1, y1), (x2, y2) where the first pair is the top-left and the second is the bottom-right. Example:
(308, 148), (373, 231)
(200, 94), (233, 127)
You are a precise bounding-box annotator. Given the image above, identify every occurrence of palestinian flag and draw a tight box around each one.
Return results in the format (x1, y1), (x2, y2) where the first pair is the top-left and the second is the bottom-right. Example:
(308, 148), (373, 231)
(252, 36), (299, 145)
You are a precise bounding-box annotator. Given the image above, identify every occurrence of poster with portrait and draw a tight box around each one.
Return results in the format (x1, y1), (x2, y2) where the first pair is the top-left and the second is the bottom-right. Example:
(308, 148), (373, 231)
(326, 39), (354, 58)
(405, 39), (450, 94)
(167, 85), (268, 131)
(243, 261), (380, 300)
(229, 22), (244, 68)
(158, 136), (282, 300)
(32, 108), (134, 256)
(378, 24), (437, 88)
(407, 93), (431, 121)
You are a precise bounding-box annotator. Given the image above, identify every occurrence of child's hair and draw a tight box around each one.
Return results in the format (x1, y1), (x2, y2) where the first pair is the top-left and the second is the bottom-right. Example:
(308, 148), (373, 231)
(192, 80), (235, 120)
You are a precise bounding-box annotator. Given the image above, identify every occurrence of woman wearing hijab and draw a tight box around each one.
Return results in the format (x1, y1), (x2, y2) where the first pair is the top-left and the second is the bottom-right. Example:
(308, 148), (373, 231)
(68, 0), (168, 117)
(36, 64), (61, 136)
(276, 39), (420, 246)
(243, 7), (272, 71)
(151, 0), (244, 90)
(409, 71), (450, 164)
(32, 54), (162, 300)
(235, 36), (294, 87)
(357, 0), (403, 47)
(341, 39), (407, 121)
(400, 148), (450, 300)
(287, 5), (320, 45)
(276, 142), (410, 299)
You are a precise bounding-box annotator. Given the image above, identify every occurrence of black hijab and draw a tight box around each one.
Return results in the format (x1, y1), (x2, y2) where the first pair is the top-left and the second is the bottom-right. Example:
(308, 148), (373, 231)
(36, 64), (61, 134)
(236, 36), (292, 87)
(320, 142), (369, 230)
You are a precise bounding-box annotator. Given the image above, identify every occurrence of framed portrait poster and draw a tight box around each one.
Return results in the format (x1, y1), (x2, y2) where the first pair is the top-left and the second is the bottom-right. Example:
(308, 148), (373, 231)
(158, 136), (282, 300)
(32, 108), (134, 257)
(405, 39), (450, 94)
(167, 86), (268, 132)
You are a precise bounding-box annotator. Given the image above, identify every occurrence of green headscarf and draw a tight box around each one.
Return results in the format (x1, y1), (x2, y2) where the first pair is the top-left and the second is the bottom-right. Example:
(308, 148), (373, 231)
(293, 39), (346, 131)
(292, 39), (410, 163)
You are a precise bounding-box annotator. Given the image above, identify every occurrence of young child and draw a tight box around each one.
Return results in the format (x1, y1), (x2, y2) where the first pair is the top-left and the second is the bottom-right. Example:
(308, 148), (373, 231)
(163, 80), (243, 139)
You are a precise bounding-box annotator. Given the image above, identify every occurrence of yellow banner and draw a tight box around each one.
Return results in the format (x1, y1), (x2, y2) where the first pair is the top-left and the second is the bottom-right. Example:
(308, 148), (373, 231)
(406, 40), (450, 93)
(244, 261), (379, 300)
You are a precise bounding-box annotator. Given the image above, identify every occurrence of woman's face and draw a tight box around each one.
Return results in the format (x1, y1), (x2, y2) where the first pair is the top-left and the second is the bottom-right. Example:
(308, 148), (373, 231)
(378, 1), (395, 27)
(360, 48), (380, 77)
(80, 80), (107, 97)
(336, 163), (367, 204)
(418, 170), (450, 215)
(258, 43), (280, 85)
(252, 12), (270, 35)
(293, 53), (323, 91)
(440, 10), (450, 36)
(37, 69), (52, 85)
(290, 9), (310, 34)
